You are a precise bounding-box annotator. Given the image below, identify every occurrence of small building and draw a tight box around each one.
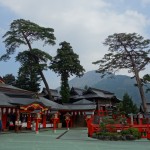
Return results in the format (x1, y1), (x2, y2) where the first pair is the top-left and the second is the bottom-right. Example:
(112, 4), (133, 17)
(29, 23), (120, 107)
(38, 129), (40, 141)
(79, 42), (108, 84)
(0, 83), (62, 131)
(70, 87), (120, 115)
(0, 82), (120, 131)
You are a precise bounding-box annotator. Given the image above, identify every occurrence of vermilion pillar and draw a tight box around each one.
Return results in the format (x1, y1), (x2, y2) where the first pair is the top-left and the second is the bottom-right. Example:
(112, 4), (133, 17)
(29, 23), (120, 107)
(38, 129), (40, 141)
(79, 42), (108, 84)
(43, 114), (46, 128)
(51, 112), (59, 133)
(85, 115), (93, 137)
(64, 113), (71, 130)
(2, 113), (7, 130)
(65, 119), (70, 130)
(34, 113), (41, 134)
(27, 114), (31, 129)
(52, 118), (59, 133)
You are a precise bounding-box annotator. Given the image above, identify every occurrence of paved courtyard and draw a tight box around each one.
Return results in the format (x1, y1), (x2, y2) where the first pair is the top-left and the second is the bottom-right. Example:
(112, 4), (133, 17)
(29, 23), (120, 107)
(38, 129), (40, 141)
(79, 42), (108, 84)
(0, 128), (149, 150)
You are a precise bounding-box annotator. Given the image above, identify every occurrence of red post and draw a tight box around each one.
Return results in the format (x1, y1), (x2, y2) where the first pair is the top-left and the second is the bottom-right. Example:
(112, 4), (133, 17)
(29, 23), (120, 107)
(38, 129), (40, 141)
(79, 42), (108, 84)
(146, 124), (150, 140)
(85, 116), (92, 137)
(64, 112), (71, 130)
(52, 118), (59, 133)
(43, 114), (46, 128)
(51, 112), (59, 133)
(2, 113), (7, 130)
(35, 118), (39, 134)
(65, 119), (70, 130)
(27, 114), (31, 129)
(34, 113), (41, 134)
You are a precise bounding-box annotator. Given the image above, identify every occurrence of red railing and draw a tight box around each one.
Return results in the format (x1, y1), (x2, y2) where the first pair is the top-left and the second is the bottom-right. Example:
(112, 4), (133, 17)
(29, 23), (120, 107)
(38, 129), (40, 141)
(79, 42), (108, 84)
(87, 115), (150, 139)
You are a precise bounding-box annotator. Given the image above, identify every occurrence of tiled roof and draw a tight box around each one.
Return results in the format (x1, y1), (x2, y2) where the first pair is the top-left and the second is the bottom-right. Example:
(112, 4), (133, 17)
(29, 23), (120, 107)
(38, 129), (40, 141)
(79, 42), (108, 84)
(0, 92), (14, 106)
(61, 104), (96, 111)
(0, 83), (35, 95)
(8, 96), (63, 110)
(83, 87), (114, 99)
(73, 99), (95, 105)
(42, 88), (61, 97)
(70, 87), (85, 96)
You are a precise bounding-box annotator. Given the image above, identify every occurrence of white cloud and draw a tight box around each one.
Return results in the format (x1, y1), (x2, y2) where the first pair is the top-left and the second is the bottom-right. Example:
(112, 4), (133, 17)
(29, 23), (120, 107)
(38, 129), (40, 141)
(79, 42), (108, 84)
(141, 0), (150, 4)
(0, 0), (149, 88)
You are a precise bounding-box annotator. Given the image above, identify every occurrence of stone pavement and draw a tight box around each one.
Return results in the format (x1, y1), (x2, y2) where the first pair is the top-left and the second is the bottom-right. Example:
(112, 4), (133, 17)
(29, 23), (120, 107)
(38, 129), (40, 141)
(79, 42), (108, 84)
(0, 128), (149, 150)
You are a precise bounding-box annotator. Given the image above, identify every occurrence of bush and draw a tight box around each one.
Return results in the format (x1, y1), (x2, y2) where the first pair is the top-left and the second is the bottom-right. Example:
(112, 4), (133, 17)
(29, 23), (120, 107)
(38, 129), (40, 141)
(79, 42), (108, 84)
(95, 132), (122, 141)
(121, 128), (141, 139)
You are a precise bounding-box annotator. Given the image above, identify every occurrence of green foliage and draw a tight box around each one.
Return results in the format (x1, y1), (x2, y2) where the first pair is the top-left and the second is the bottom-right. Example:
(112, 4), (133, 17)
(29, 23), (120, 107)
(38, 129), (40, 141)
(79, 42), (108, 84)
(16, 49), (52, 71)
(1, 19), (55, 61)
(50, 41), (85, 103)
(142, 74), (150, 93)
(122, 93), (138, 115)
(93, 33), (150, 75)
(3, 74), (16, 85)
(95, 128), (141, 140)
(15, 66), (41, 92)
(100, 116), (115, 132)
(93, 33), (150, 113)
(60, 76), (70, 103)
(114, 93), (138, 116)
(102, 116), (115, 124)
(1, 19), (56, 99)
(100, 122), (107, 132)
(84, 85), (88, 90)
(121, 128), (141, 139)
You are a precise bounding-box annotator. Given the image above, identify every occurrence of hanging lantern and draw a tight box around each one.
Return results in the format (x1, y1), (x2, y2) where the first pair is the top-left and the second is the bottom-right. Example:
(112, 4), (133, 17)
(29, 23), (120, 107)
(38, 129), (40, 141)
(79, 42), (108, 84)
(0, 108), (1, 113)
(3, 108), (6, 114)
(17, 109), (20, 114)
(13, 108), (15, 113)
(45, 111), (47, 115)
(78, 112), (80, 115)
(8, 108), (11, 113)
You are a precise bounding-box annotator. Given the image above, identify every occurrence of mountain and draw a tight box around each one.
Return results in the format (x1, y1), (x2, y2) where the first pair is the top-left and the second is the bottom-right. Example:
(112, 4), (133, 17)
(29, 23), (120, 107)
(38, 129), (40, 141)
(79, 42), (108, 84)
(69, 70), (150, 105)
(69, 70), (104, 88)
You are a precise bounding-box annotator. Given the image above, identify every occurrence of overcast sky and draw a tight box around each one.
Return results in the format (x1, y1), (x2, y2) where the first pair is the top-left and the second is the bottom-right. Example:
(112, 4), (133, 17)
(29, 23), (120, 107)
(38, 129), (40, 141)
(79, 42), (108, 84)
(0, 0), (150, 89)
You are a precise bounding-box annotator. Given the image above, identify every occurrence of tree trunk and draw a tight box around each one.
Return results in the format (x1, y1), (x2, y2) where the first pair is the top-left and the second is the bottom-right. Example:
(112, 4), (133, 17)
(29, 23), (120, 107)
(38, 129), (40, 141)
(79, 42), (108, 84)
(22, 31), (52, 100)
(134, 70), (147, 113)
(38, 69), (52, 100)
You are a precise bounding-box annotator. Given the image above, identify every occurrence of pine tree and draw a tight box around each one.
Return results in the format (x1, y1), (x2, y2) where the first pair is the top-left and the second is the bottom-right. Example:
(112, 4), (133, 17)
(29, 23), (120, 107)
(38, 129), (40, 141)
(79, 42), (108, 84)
(50, 41), (85, 103)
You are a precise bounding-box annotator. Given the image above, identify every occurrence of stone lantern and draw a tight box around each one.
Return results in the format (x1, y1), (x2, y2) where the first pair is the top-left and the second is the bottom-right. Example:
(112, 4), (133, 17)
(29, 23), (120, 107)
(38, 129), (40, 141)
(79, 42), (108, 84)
(64, 112), (71, 130)
(51, 111), (60, 133)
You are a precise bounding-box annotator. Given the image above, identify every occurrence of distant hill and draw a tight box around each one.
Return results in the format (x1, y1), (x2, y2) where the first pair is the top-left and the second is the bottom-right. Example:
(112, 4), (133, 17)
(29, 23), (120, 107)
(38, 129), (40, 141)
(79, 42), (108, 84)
(69, 70), (150, 105)
(69, 70), (104, 88)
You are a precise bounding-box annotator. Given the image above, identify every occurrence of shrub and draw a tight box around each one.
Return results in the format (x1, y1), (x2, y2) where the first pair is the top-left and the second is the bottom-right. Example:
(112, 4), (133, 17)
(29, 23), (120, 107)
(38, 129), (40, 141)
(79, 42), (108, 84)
(121, 128), (141, 139)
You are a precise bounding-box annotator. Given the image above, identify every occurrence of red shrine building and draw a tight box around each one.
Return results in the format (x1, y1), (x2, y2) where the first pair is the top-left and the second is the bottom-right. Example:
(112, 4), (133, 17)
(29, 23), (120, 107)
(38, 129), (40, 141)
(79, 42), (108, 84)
(0, 80), (120, 131)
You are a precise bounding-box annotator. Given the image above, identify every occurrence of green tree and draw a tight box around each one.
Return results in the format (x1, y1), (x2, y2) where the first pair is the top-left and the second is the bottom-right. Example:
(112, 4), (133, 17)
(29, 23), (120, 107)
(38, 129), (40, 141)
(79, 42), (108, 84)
(0, 19), (56, 99)
(50, 41), (85, 103)
(122, 93), (138, 115)
(84, 85), (88, 90)
(93, 33), (150, 113)
(142, 74), (150, 93)
(3, 74), (16, 85)
(15, 67), (41, 92)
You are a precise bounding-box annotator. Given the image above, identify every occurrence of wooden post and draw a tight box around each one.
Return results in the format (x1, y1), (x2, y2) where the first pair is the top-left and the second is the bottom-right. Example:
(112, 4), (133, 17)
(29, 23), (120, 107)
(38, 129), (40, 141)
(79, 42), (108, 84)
(85, 115), (92, 136)
(27, 114), (31, 129)
(43, 114), (46, 128)
(52, 112), (59, 133)
(130, 113), (134, 126)
(35, 118), (39, 134)
(2, 113), (7, 130)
